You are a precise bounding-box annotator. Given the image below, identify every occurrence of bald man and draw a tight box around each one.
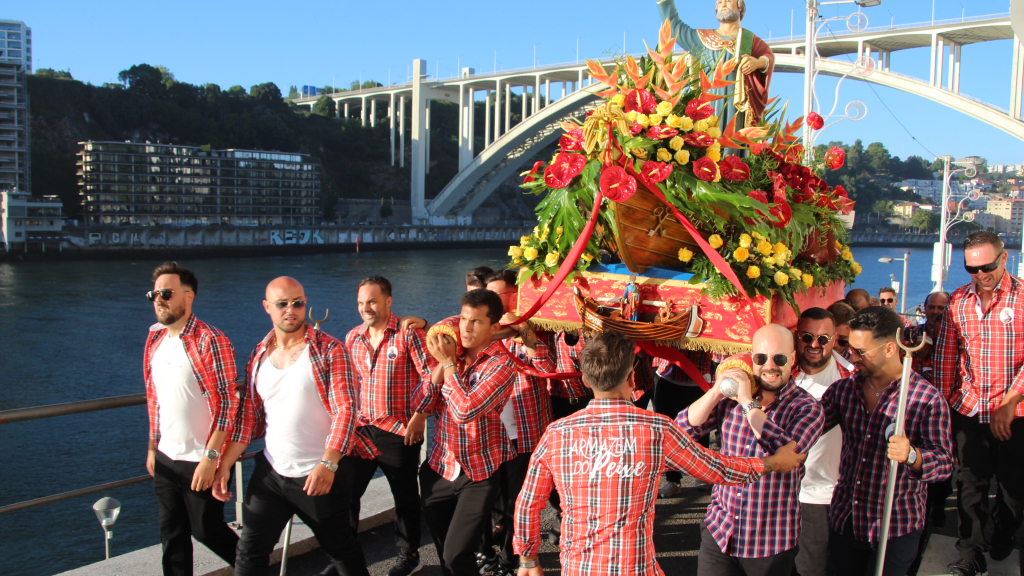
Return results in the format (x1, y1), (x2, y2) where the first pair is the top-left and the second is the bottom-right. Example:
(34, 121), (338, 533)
(214, 277), (373, 576)
(846, 289), (871, 311)
(677, 324), (825, 576)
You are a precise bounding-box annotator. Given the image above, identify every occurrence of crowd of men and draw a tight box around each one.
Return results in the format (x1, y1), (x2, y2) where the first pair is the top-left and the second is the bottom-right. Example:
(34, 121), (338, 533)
(142, 230), (1022, 576)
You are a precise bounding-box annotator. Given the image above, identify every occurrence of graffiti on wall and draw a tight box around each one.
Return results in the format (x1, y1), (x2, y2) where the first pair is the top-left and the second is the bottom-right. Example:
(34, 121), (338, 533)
(269, 229), (325, 245)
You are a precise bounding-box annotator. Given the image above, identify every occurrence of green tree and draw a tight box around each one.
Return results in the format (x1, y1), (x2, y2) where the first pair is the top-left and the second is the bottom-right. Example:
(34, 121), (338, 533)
(226, 85), (247, 97)
(910, 210), (941, 233)
(288, 85), (299, 99)
(35, 68), (73, 80)
(155, 65), (175, 85)
(866, 142), (892, 175)
(312, 94), (336, 117)
(117, 64), (165, 98)
(872, 200), (895, 218)
(903, 156), (933, 180)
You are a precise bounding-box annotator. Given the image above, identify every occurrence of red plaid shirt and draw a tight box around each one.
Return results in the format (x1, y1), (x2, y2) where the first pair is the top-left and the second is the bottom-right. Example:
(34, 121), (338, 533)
(514, 398), (766, 575)
(504, 337), (555, 453)
(548, 332), (592, 399)
(903, 323), (936, 383)
(821, 371), (954, 541)
(654, 350), (716, 386)
(419, 340), (517, 481)
(143, 314), (238, 443)
(677, 379), (825, 557)
(344, 314), (435, 436)
(934, 273), (1024, 422)
(232, 325), (378, 459)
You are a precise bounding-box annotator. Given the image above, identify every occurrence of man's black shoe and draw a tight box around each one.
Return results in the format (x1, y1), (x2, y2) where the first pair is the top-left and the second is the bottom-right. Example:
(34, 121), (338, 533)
(948, 556), (987, 576)
(990, 534), (1016, 562)
(388, 551), (423, 576)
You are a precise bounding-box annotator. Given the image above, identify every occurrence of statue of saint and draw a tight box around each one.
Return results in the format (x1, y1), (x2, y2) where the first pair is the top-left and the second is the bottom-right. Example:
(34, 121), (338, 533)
(657, 0), (775, 128)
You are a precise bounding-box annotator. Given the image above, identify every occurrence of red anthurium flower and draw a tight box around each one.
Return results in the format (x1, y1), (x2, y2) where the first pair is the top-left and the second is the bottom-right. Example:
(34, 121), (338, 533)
(646, 126), (679, 140)
(807, 111), (824, 130)
(770, 172), (787, 198)
(543, 153), (587, 189)
(682, 132), (715, 148)
(643, 161), (673, 184)
(630, 122), (643, 136)
(747, 190), (770, 218)
(719, 155), (751, 182)
(523, 161), (543, 184)
(834, 184), (848, 199)
(750, 143), (767, 156)
(685, 99), (714, 120)
(624, 89), (656, 114)
(599, 165), (638, 202)
(825, 146), (845, 169)
(692, 157), (719, 182)
(559, 129), (584, 151)
(769, 201), (793, 228)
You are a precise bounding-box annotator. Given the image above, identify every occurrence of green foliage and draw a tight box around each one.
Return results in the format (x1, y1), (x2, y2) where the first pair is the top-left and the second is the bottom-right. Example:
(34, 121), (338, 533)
(287, 85), (299, 99)
(872, 200), (895, 218)
(312, 94), (336, 117)
(34, 68), (73, 80)
(910, 209), (941, 233)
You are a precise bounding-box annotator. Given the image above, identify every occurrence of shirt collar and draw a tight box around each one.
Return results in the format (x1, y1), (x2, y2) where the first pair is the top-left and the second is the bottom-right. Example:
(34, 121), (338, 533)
(588, 397), (632, 409)
(357, 313), (398, 337)
(968, 270), (1014, 299)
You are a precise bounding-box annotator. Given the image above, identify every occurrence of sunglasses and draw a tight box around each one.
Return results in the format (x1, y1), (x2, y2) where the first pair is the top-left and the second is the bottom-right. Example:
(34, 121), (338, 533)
(146, 289), (182, 302)
(273, 300), (306, 310)
(849, 342), (887, 358)
(752, 353), (790, 367)
(836, 337), (850, 347)
(964, 253), (1003, 275)
(799, 332), (833, 347)
(880, 298), (895, 304)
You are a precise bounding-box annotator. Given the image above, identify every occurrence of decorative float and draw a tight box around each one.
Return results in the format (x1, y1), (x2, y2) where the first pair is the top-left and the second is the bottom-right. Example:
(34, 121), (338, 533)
(506, 22), (861, 362)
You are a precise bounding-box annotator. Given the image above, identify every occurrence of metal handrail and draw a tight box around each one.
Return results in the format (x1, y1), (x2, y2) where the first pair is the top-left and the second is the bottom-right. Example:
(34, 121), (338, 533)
(0, 393), (146, 424)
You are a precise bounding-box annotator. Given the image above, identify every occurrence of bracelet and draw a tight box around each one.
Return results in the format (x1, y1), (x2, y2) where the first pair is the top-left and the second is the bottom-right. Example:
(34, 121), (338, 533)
(519, 557), (540, 569)
(442, 362), (456, 371)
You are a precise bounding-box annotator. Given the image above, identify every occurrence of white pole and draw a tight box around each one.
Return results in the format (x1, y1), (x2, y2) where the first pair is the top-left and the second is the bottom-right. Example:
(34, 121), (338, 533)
(901, 250), (909, 314)
(803, 0), (816, 165)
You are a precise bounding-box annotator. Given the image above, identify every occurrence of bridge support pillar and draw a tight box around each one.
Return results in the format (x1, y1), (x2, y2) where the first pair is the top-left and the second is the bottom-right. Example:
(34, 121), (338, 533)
(534, 76), (541, 114)
(458, 87), (468, 170)
(949, 43), (961, 93)
(426, 100), (431, 174)
(389, 93), (395, 166)
(522, 86), (528, 121)
(545, 78), (551, 106)
(334, 98), (341, 118)
(1013, 34), (1024, 120)
(399, 95), (405, 168)
(371, 99), (377, 127)
(504, 84), (511, 132)
(484, 90), (492, 147)
(361, 96), (368, 126)
(929, 34), (938, 86)
(494, 80), (503, 139)
(410, 60), (428, 222)
(562, 81), (567, 99)
(344, 102), (350, 120)
(468, 88), (476, 160)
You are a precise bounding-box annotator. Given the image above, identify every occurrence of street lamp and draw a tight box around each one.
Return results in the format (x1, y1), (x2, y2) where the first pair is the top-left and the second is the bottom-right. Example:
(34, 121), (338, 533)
(933, 155), (982, 293)
(93, 496), (121, 560)
(879, 249), (910, 314)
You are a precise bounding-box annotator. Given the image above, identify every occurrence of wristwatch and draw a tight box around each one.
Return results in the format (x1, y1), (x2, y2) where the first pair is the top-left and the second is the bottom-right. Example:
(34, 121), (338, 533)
(519, 557), (540, 569)
(204, 448), (220, 461)
(320, 459), (339, 473)
(741, 400), (762, 415)
(906, 447), (918, 466)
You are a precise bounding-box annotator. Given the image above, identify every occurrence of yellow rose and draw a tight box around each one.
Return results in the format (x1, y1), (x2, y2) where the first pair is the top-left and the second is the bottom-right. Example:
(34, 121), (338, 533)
(841, 248), (853, 261)
(680, 117), (694, 131)
(637, 113), (650, 127)
(583, 252), (594, 262)
(757, 240), (773, 256)
(520, 235), (531, 246)
(789, 267), (802, 279)
(669, 136), (684, 151)
(733, 247), (750, 262)
(707, 127), (722, 138)
(666, 114), (683, 128)
(533, 226), (540, 236)
(540, 225), (550, 240)
(774, 270), (790, 286)
(802, 273), (814, 288)
(851, 261), (863, 275)
(626, 110), (639, 122)
(509, 246), (524, 259)
(678, 247), (694, 262)
(631, 148), (648, 159)
(656, 101), (673, 116)
(648, 113), (662, 126)
(773, 242), (788, 255)
(708, 115), (720, 128)
(752, 231), (764, 241)
(747, 265), (761, 279)
(835, 240), (843, 249)
(739, 234), (752, 248)
(657, 148), (672, 162)
(696, 119), (710, 132)
(708, 234), (724, 249)
(524, 247), (539, 261)
(512, 257), (522, 266)
(708, 142), (721, 152)
(545, 252), (560, 268)
(674, 150), (690, 165)
(707, 148), (722, 162)
(611, 94), (625, 107)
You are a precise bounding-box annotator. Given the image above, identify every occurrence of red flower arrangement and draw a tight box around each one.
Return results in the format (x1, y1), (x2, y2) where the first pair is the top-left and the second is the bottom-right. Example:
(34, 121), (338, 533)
(719, 155), (751, 182)
(685, 99), (714, 120)
(559, 129), (584, 151)
(543, 153), (586, 189)
(825, 146), (845, 170)
(523, 161), (543, 184)
(646, 126), (679, 140)
(599, 165), (637, 202)
(624, 89), (656, 114)
(692, 157), (719, 182)
(807, 112), (824, 130)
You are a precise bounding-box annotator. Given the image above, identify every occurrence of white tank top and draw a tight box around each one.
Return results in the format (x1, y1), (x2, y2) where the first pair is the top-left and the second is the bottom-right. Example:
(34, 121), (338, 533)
(256, 347), (333, 478)
(153, 335), (213, 462)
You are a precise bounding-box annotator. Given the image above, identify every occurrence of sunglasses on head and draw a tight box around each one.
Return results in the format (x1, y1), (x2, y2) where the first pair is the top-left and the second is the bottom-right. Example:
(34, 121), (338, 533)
(752, 353), (790, 367)
(836, 337), (849, 347)
(880, 298), (895, 304)
(273, 299), (306, 310)
(146, 289), (180, 302)
(964, 253), (1003, 275)
(799, 332), (833, 347)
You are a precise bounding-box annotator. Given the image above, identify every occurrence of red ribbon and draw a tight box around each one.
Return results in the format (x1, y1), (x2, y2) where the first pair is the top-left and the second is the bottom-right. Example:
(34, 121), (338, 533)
(495, 340), (582, 380)
(636, 340), (712, 392)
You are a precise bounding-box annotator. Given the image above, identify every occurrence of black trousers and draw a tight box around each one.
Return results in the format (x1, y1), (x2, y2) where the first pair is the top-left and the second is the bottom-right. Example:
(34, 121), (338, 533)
(497, 444), (531, 568)
(235, 452), (369, 576)
(420, 463), (501, 576)
(653, 378), (707, 484)
(697, 522), (798, 576)
(952, 410), (1024, 561)
(549, 394), (592, 521)
(153, 450), (238, 576)
(794, 503), (831, 576)
(828, 517), (921, 576)
(349, 425), (422, 554)
(906, 479), (953, 576)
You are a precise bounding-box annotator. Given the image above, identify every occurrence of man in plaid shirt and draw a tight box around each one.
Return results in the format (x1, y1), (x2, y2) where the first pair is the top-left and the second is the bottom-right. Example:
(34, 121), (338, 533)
(418, 289), (516, 576)
(143, 262), (240, 575)
(678, 324), (825, 576)
(934, 231), (1024, 576)
(549, 332), (593, 418)
(513, 331), (807, 576)
(212, 277), (372, 576)
(902, 291), (948, 385)
(344, 276), (435, 576)
(653, 350), (716, 499)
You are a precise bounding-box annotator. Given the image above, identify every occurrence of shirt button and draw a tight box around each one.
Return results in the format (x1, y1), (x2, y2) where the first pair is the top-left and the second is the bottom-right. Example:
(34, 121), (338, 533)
(862, 458), (866, 462)
(866, 434), (871, 438)
(857, 481), (861, 485)
(854, 501), (858, 505)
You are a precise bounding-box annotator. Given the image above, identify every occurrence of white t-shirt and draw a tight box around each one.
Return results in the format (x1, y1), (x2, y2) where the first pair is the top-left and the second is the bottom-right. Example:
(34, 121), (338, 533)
(153, 335), (212, 462)
(500, 398), (519, 440)
(794, 357), (845, 505)
(256, 348), (333, 478)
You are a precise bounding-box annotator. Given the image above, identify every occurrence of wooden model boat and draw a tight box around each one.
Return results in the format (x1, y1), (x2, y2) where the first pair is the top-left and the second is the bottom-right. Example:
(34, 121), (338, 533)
(604, 181), (707, 274)
(572, 287), (704, 344)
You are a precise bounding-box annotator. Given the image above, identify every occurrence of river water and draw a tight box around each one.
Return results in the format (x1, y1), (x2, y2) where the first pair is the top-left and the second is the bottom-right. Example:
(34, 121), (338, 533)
(0, 245), (1017, 575)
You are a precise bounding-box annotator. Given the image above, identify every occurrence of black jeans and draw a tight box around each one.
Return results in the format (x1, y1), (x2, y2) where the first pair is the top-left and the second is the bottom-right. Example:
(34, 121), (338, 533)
(349, 425), (422, 554)
(653, 378), (707, 484)
(497, 444), (531, 568)
(235, 451), (369, 576)
(794, 503), (831, 576)
(828, 517), (921, 576)
(420, 463), (501, 576)
(550, 393), (593, 421)
(153, 450), (238, 576)
(697, 522), (798, 576)
(952, 410), (1024, 562)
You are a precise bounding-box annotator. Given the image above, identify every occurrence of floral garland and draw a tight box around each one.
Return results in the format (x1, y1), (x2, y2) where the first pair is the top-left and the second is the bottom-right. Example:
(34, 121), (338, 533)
(508, 21), (861, 308)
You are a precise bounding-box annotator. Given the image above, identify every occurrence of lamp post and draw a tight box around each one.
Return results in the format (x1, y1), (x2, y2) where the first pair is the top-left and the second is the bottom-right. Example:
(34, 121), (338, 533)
(879, 250), (910, 314)
(92, 496), (121, 560)
(933, 155), (981, 293)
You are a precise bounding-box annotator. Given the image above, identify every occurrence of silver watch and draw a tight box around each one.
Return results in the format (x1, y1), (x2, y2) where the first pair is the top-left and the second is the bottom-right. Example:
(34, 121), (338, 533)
(741, 400), (762, 415)
(204, 448), (220, 461)
(320, 459), (339, 473)
(907, 447), (918, 466)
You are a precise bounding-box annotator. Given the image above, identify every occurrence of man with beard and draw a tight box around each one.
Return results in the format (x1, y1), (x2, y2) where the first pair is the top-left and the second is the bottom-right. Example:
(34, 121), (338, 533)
(345, 276), (435, 576)
(143, 262), (240, 575)
(677, 324), (824, 576)
(819, 306), (953, 576)
(657, 0), (774, 128)
(903, 291), (949, 385)
(879, 287), (898, 311)
(826, 301), (857, 367)
(791, 308), (851, 576)
(934, 231), (1024, 576)
(213, 277), (373, 576)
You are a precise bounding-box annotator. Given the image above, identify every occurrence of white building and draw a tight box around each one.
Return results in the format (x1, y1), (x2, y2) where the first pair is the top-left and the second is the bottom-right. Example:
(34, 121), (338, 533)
(1, 190), (65, 252)
(0, 19), (30, 195)
(895, 179), (964, 204)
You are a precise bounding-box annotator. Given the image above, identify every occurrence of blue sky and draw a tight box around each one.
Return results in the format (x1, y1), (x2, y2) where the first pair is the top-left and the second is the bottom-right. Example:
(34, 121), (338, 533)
(14, 0), (1023, 164)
